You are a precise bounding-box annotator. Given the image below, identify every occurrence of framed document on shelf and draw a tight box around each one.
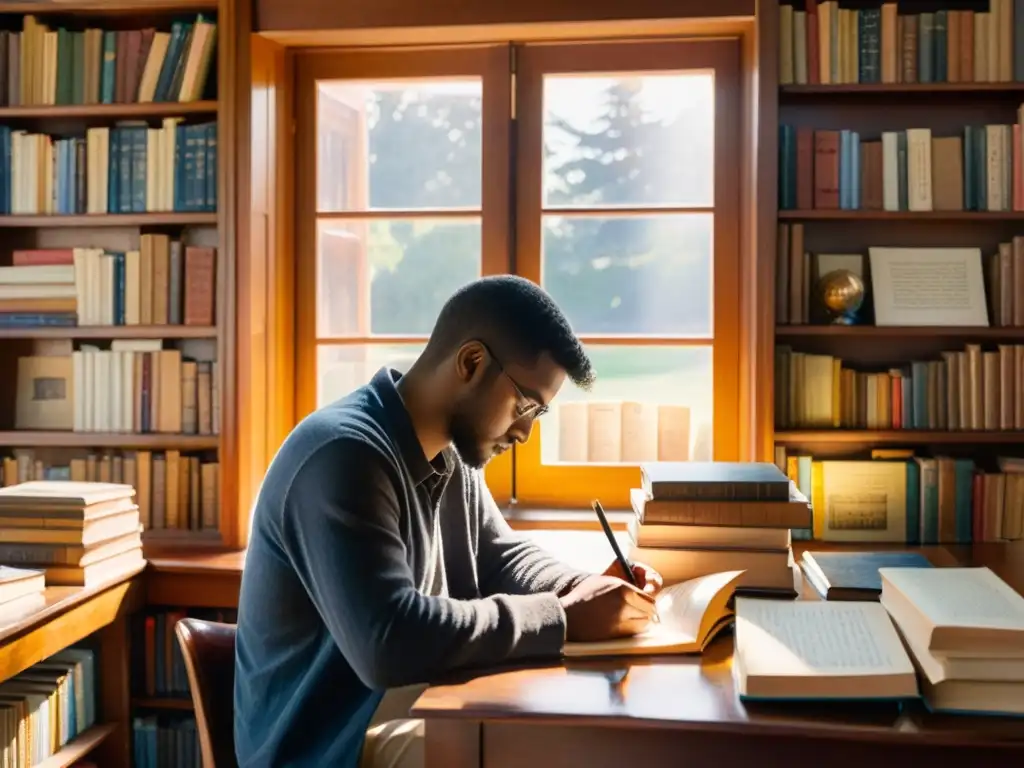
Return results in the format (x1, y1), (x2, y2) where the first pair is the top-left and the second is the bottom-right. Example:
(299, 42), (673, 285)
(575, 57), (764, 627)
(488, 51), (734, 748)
(867, 247), (990, 327)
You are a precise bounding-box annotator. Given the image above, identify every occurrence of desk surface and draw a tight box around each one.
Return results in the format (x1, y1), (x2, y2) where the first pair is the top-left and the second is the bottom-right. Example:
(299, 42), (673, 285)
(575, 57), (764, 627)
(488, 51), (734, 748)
(0, 563), (145, 646)
(413, 538), (1024, 747)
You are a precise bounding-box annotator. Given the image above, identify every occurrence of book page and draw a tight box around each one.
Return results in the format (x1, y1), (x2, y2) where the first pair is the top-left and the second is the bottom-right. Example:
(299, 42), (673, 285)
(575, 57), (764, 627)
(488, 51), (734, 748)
(735, 598), (915, 677)
(563, 570), (742, 657)
(880, 567), (1024, 630)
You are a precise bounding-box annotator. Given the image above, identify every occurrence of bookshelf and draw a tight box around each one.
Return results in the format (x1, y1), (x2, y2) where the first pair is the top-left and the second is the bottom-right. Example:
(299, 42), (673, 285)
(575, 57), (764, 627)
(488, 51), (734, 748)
(0, 0), (234, 554)
(772, 0), (1024, 545)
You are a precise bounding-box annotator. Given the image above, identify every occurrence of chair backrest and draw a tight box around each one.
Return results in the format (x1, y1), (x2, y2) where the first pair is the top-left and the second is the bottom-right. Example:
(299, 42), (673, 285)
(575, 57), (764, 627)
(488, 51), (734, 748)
(175, 618), (238, 768)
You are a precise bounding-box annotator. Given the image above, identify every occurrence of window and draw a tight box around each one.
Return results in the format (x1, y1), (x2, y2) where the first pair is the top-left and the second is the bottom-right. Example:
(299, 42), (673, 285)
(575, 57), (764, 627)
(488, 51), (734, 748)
(295, 40), (741, 510)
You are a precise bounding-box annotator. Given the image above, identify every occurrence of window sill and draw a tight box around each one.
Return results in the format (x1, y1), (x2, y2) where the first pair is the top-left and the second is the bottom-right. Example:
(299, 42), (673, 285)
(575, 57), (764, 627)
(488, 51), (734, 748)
(502, 506), (633, 532)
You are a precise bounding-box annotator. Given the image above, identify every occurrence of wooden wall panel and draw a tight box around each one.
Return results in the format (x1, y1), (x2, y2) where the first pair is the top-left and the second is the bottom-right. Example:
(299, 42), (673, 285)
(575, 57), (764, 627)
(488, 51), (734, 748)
(235, 18), (294, 546)
(255, 0), (755, 34)
(737, 0), (778, 462)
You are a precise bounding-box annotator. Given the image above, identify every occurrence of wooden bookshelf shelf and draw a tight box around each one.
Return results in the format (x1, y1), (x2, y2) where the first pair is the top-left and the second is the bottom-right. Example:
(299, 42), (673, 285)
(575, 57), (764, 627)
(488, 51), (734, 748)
(775, 430), (1024, 445)
(0, 100), (218, 119)
(37, 723), (117, 768)
(0, 0), (218, 14)
(781, 83), (1024, 95)
(132, 697), (194, 711)
(778, 210), (1024, 221)
(0, 325), (217, 340)
(0, 213), (217, 228)
(776, 326), (1024, 338)
(0, 431), (218, 449)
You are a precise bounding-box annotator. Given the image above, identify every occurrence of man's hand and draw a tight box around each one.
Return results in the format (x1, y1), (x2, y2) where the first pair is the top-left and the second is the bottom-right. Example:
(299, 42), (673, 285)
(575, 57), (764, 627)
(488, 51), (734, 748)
(559, 575), (658, 642)
(602, 560), (664, 596)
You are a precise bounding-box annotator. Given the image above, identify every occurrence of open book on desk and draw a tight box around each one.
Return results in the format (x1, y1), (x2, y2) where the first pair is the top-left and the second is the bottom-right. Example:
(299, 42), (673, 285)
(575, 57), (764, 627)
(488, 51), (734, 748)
(563, 570), (744, 657)
(733, 598), (919, 702)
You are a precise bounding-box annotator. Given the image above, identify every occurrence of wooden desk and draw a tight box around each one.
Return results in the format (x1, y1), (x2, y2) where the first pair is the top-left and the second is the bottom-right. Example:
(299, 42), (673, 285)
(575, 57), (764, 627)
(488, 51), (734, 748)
(0, 566), (146, 768)
(413, 537), (1024, 768)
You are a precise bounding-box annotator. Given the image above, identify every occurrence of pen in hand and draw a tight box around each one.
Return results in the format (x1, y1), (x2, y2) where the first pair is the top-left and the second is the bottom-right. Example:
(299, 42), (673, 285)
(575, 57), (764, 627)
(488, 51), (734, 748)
(591, 499), (660, 624)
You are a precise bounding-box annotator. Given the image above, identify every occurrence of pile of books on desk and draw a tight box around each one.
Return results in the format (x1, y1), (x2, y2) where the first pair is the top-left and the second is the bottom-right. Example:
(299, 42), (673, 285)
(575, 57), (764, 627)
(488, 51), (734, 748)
(627, 462), (810, 594)
(0, 481), (145, 587)
(881, 565), (1024, 716)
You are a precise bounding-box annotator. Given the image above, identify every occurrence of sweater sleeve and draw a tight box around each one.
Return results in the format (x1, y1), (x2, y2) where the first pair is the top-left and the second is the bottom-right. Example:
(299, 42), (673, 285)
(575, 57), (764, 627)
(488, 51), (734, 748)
(281, 437), (568, 690)
(474, 472), (594, 598)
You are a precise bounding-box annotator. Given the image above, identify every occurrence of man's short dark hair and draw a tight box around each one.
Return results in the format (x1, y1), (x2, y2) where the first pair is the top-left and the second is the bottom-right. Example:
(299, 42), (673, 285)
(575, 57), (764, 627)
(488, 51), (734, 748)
(424, 276), (595, 390)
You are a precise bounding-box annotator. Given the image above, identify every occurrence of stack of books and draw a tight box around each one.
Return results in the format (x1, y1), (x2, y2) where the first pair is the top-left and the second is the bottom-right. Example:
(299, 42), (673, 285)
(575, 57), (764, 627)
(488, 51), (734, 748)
(880, 566), (1024, 716)
(0, 564), (45, 620)
(627, 462), (811, 594)
(0, 481), (145, 587)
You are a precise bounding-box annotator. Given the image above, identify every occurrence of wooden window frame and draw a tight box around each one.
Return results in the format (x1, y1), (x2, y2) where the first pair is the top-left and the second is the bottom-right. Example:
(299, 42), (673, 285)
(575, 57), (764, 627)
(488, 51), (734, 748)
(511, 38), (743, 510)
(293, 38), (742, 512)
(293, 45), (518, 499)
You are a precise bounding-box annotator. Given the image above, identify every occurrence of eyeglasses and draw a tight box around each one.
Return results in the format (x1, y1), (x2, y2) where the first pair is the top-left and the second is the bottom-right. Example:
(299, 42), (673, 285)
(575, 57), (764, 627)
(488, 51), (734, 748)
(478, 341), (549, 420)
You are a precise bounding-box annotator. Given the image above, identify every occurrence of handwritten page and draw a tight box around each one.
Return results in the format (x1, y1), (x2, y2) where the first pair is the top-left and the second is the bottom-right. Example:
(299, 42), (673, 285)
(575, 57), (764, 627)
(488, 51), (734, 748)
(563, 571), (742, 657)
(734, 598), (915, 677)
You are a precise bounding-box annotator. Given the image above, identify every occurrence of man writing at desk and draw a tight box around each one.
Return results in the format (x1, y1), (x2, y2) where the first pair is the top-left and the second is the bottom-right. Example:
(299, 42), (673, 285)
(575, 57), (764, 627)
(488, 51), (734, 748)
(234, 276), (662, 768)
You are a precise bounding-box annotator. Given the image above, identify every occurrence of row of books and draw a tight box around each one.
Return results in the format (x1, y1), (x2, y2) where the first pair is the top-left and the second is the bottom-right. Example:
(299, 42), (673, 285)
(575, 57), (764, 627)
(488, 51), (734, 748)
(1, 119), (217, 216)
(133, 608), (236, 698)
(775, 225), (1024, 329)
(15, 343), (219, 436)
(0, 450), (221, 534)
(778, 2), (1024, 86)
(775, 447), (1024, 545)
(0, 481), (145, 587)
(778, 122), (1024, 212)
(1, 15), (216, 107)
(776, 343), (1024, 432)
(0, 242), (217, 328)
(133, 714), (200, 768)
(0, 643), (97, 766)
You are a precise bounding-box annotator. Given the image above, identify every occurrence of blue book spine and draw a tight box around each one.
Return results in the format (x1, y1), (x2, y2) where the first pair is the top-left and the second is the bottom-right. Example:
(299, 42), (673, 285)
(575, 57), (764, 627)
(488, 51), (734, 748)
(851, 132), (860, 209)
(206, 121), (217, 212)
(839, 130), (851, 209)
(905, 460), (920, 544)
(976, 128), (988, 211)
(0, 313), (76, 327)
(795, 455), (813, 541)
(963, 127), (976, 210)
(194, 123), (207, 212)
(896, 131), (908, 210)
(174, 124), (185, 211)
(107, 129), (120, 213)
(131, 126), (147, 213)
(113, 252), (125, 325)
(911, 361), (928, 428)
(100, 31), (116, 104)
(184, 124), (198, 211)
(954, 459), (975, 543)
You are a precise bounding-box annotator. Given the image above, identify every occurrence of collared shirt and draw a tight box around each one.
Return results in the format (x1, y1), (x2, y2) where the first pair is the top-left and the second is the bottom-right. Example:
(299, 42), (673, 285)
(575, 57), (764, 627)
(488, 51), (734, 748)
(234, 368), (589, 767)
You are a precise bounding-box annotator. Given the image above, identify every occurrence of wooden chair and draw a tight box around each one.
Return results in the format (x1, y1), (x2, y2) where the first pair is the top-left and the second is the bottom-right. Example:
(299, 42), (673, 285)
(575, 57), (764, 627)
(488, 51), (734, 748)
(175, 618), (238, 768)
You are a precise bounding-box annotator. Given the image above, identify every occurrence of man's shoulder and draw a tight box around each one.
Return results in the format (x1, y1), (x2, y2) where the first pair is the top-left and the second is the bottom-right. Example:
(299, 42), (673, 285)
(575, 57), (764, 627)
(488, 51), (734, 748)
(262, 387), (402, 499)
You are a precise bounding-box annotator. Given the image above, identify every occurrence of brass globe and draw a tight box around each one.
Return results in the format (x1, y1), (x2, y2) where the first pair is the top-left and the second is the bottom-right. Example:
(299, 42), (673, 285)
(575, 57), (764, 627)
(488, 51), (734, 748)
(819, 269), (865, 325)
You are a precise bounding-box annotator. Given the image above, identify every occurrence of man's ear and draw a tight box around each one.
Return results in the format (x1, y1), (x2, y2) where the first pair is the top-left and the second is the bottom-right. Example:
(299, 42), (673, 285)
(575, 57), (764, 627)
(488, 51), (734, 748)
(454, 341), (487, 385)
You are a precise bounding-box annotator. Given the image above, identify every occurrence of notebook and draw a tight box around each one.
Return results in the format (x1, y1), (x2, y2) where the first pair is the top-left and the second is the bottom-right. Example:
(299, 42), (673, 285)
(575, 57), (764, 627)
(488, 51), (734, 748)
(563, 569), (743, 657)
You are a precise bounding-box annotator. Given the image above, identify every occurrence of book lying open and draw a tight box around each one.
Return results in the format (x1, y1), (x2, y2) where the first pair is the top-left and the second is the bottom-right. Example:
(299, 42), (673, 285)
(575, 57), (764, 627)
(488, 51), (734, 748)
(733, 597), (919, 701)
(563, 570), (744, 657)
